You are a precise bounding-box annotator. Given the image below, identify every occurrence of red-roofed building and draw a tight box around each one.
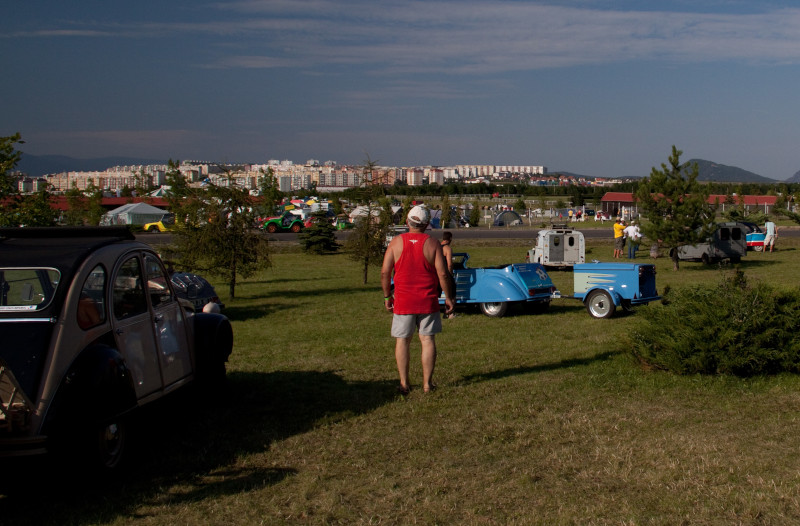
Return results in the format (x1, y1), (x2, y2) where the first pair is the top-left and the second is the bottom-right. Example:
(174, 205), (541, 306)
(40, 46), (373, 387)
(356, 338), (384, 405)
(601, 192), (780, 217)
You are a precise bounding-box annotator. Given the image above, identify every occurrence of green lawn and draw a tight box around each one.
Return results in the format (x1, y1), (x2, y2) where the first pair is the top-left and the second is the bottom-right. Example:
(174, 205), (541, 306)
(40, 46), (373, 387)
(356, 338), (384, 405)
(4, 237), (800, 525)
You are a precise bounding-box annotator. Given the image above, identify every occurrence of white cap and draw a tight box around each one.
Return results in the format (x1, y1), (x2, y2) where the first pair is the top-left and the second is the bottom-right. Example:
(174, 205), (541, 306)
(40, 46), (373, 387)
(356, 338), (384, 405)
(407, 205), (430, 227)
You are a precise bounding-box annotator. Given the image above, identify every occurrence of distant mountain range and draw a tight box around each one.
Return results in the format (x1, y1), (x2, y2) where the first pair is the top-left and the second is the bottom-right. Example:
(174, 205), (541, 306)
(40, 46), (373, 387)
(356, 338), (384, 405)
(686, 159), (778, 184)
(786, 169), (800, 184)
(558, 160), (784, 184)
(15, 154), (793, 184)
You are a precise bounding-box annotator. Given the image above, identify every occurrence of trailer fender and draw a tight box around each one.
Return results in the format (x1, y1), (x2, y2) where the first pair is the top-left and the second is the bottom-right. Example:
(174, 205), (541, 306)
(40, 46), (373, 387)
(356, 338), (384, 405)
(583, 286), (623, 307)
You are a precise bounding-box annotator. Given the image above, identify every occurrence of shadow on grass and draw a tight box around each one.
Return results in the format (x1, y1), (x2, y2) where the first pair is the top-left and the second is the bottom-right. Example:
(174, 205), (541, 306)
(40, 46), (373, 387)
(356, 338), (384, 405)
(683, 258), (780, 272)
(458, 350), (622, 386)
(0, 370), (398, 525)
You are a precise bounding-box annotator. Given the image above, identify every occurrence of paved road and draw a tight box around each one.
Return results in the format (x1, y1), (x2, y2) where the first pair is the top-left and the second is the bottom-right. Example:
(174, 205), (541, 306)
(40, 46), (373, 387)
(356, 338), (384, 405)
(139, 224), (800, 245)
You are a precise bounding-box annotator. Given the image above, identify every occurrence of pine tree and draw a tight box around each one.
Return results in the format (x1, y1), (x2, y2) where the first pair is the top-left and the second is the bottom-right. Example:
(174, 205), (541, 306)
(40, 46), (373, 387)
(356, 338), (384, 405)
(345, 154), (392, 284)
(298, 210), (340, 254)
(635, 146), (716, 271)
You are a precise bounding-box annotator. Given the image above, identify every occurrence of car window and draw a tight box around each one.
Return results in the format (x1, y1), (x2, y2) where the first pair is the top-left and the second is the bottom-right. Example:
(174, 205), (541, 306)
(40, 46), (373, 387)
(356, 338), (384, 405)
(145, 255), (173, 309)
(77, 265), (106, 330)
(113, 257), (147, 319)
(0, 268), (60, 312)
(731, 228), (742, 241)
(719, 228), (730, 241)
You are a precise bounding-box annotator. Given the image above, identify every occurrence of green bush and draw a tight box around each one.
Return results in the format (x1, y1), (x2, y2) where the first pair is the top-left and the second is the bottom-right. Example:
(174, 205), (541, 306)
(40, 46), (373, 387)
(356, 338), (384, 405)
(630, 270), (800, 376)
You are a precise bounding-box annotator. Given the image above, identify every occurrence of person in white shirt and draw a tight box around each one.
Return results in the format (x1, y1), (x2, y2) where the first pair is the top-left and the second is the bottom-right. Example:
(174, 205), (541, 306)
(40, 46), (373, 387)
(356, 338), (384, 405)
(623, 220), (642, 259)
(763, 220), (778, 252)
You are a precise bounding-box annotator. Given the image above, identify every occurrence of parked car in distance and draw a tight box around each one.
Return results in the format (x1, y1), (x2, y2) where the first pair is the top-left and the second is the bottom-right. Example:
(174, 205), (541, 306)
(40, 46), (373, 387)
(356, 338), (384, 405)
(143, 213), (175, 233)
(0, 227), (233, 472)
(742, 222), (765, 251)
(439, 252), (556, 317)
(170, 272), (225, 312)
(671, 222), (747, 264)
(527, 225), (586, 268)
(260, 211), (304, 233)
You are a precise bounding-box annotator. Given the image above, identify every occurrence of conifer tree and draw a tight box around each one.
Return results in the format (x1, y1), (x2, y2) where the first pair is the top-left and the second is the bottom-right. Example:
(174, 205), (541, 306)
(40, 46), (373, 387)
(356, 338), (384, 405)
(635, 146), (716, 270)
(298, 210), (339, 254)
(345, 154), (391, 284)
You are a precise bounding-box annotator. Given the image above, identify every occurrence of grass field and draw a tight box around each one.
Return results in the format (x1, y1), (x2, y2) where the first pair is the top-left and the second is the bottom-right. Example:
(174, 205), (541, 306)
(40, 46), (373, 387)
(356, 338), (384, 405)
(4, 236), (800, 525)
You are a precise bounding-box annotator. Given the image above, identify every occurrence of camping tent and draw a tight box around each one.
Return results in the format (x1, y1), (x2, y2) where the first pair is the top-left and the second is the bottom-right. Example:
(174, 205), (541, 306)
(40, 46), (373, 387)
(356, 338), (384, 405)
(102, 202), (168, 226)
(493, 210), (523, 227)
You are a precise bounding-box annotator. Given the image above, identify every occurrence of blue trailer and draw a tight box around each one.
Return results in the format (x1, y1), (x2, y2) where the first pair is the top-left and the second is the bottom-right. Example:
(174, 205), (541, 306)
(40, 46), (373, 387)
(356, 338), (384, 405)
(559, 261), (661, 318)
(439, 253), (557, 317)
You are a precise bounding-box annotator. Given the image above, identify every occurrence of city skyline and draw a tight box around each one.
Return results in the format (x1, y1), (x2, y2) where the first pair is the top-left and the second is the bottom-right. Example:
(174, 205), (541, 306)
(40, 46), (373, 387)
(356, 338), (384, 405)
(6, 1), (800, 181)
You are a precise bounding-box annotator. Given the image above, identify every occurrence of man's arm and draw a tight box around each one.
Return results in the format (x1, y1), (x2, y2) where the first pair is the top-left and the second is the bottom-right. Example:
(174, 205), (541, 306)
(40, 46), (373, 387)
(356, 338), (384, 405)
(429, 239), (455, 314)
(380, 238), (399, 311)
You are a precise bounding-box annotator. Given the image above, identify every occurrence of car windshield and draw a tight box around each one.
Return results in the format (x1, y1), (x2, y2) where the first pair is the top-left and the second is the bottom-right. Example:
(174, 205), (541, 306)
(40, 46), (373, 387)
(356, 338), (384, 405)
(0, 268), (61, 312)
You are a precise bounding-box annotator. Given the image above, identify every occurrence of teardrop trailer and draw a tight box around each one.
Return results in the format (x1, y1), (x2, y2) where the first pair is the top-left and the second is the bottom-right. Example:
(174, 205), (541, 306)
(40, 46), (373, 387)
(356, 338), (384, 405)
(440, 253), (660, 319)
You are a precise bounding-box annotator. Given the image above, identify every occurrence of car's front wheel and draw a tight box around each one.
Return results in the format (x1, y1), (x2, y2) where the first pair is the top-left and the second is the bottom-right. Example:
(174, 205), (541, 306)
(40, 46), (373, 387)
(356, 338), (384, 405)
(480, 301), (508, 317)
(266, 224), (278, 233)
(290, 223), (301, 233)
(94, 418), (128, 471)
(586, 290), (615, 319)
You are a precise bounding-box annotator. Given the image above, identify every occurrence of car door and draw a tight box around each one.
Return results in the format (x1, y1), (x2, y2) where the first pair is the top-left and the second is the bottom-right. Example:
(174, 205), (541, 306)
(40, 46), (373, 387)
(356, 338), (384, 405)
(143, 254), (192, 386)
(110, 254), (162, 398)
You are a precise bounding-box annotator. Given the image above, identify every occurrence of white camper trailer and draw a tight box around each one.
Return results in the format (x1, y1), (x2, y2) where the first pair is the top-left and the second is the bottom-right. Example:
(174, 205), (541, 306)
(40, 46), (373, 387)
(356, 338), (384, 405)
(527, 225), (586, 268)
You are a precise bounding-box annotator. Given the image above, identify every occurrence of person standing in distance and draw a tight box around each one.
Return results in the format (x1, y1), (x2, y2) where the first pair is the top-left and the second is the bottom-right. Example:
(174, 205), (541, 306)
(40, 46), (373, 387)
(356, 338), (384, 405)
(441, 231), (454, 274)
(381, 205), (455, 395)
(613, 217), (626, 259)
(763, 219), (778, 252)
(440, 231), (455, 319)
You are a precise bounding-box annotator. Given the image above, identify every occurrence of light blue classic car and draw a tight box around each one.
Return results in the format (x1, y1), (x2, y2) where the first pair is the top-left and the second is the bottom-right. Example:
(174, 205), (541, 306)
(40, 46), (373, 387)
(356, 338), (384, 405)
(439, 253), (557, 317)
(564, 261), (661, 318)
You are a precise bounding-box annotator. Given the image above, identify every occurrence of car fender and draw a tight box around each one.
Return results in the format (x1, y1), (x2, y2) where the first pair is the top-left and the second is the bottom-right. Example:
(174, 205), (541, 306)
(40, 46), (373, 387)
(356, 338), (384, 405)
(42, 344), (137, 436)
(468, 269), (530, 302)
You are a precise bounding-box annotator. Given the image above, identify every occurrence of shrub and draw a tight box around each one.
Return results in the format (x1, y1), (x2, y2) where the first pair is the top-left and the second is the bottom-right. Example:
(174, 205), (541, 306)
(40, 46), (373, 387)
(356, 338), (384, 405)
(630, 270), (800, 376)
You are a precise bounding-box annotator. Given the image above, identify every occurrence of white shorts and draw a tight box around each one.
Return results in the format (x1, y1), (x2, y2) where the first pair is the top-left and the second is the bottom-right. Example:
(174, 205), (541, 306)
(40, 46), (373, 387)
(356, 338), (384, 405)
(764, 234), (775, 246)
(391, 312), (442, 338)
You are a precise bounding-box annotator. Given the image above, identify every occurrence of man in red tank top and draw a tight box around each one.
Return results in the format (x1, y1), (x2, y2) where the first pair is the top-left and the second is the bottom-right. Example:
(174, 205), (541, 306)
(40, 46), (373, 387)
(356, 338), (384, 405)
(381, 205), (455, 395)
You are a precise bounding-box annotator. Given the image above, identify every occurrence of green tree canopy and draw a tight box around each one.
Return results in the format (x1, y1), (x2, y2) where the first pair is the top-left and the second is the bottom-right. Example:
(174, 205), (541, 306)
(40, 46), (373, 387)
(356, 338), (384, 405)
(0, 133), (57, 227)
(167, 165), (270, 299)
(635, 146), (716, 270)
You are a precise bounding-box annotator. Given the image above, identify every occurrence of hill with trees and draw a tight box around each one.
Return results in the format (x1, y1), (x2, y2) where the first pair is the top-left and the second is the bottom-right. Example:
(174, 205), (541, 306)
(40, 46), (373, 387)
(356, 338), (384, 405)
(687, 159), (777, 183)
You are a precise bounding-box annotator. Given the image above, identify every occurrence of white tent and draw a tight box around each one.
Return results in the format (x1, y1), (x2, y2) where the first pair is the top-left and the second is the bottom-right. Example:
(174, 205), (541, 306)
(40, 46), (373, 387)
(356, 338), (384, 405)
(103, 202), (168, 226)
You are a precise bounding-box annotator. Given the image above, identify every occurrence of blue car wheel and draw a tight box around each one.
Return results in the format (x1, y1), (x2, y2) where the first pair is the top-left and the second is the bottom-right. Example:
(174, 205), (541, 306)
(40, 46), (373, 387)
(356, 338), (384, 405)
(480, 302), (508, 317)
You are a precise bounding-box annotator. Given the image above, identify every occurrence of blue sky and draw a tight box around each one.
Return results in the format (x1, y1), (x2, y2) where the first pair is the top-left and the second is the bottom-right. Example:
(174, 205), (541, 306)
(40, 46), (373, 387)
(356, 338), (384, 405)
(5, 1), (800, 180)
